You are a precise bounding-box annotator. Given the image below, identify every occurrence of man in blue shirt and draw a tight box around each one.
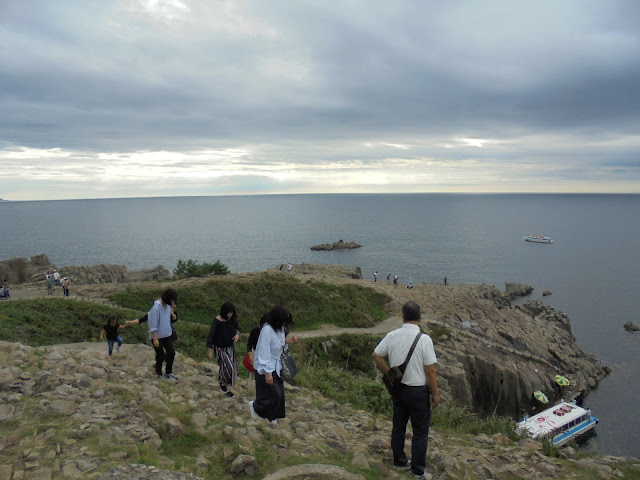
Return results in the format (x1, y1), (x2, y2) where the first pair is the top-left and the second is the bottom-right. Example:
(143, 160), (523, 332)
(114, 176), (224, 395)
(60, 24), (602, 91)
(149, 288), (179, 380)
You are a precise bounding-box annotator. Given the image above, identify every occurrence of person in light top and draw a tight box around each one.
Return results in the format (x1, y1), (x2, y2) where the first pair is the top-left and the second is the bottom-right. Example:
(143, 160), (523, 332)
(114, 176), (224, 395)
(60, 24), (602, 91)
(372, 301), (440, 480)
(149, 289), (179, 380)
(249, 305), (297, 422)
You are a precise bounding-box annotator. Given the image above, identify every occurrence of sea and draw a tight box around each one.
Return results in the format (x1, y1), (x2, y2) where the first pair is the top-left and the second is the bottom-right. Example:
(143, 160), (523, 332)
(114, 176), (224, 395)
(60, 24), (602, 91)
(1, 193), (638, 457)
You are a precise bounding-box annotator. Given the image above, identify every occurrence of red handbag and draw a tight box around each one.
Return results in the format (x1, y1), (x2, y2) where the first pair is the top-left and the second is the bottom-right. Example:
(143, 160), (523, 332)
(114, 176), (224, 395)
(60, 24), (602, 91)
(243, 352), (255, 372)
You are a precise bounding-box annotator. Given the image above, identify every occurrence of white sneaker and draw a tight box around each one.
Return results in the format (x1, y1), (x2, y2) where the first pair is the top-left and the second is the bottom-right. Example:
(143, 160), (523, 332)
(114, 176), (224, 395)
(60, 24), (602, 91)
(248, 401), (260, 419)
(412, 473), (432, 480)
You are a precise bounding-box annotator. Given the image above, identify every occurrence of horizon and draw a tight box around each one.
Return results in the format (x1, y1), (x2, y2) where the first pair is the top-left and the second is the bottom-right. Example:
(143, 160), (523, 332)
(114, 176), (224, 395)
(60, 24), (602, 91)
(2, 191), (639, 203)
(2, 1), (639, 200)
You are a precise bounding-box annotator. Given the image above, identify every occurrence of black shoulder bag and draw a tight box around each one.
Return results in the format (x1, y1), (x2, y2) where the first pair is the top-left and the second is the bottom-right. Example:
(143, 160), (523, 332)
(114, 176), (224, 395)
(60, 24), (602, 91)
(382, 332), (422, 395)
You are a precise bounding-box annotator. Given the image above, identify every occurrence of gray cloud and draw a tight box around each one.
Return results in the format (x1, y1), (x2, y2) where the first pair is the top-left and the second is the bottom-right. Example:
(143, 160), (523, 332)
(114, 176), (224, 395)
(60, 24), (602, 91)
(1, 0), (639, 199)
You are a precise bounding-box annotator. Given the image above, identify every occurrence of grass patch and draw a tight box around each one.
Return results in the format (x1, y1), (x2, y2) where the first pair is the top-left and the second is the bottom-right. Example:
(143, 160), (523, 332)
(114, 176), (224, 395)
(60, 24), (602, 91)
(107, 274), (391, 331)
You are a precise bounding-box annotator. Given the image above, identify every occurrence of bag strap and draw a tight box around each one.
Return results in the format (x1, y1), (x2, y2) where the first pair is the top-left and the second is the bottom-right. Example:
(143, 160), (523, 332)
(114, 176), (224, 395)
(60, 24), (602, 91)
(399, 332), (423, 372)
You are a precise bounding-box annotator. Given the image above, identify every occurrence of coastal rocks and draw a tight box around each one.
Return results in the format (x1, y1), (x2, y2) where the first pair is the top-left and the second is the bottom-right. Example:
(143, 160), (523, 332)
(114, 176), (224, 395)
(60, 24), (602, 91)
(60, 264), (128, 284)
(311, 239), (362, 251)
(504, 282), (534, 299)
(543, 290), (552, 296)
(0, 340), (635, 480)
(128, 265), (172, 282)
(623, 321), (639, 332)
(0, 255), (55, 284)
(283, 263), (363, 280)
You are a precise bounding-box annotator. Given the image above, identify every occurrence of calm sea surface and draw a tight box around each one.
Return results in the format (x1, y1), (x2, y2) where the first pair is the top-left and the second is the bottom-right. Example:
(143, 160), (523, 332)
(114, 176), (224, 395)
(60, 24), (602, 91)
(1, 194), (638, 457)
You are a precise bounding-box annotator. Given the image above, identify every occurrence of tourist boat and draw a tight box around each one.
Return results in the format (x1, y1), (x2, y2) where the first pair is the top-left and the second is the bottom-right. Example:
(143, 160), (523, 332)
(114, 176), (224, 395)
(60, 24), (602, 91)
(524, 234), (554, 244)
(517, 401), (599, 446)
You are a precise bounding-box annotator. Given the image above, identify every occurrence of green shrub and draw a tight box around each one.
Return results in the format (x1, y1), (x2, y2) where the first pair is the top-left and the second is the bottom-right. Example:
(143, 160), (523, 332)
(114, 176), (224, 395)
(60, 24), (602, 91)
(173, 259), (229, 278)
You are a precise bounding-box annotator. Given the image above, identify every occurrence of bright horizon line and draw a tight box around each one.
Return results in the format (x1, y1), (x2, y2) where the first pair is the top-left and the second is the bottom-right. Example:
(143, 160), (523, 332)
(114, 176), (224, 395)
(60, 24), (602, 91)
(2, 191), (639, 203)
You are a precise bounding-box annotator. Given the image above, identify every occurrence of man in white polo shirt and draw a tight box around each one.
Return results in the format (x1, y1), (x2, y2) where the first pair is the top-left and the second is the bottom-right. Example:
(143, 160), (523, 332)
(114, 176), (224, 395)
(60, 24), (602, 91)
(372, 301), (440, 480)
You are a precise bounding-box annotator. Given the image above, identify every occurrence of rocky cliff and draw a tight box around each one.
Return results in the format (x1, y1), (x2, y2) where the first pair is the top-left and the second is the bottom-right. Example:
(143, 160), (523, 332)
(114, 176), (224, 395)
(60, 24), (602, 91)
(1, 341), (636, 480)
(311, 240), (362, 251)
(0, 255), (171, 286)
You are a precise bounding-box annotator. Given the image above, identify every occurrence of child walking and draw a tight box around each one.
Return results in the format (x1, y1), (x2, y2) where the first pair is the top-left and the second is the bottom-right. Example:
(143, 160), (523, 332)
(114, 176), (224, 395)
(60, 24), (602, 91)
(100, 316), (124, 358)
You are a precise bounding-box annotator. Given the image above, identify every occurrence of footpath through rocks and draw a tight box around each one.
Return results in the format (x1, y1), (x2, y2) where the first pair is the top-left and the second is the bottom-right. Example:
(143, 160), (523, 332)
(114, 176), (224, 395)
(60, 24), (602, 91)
(1, 340), (639, 480)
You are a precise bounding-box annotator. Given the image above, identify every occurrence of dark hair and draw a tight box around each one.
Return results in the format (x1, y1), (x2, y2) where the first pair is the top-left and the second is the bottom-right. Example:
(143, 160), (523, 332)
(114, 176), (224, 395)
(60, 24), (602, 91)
(161, 288), (178, 306)
(402, 301), (421, 322)
(109, 316), (118, 324)
(220, 301), (237, 322)
(259, 313), (269, 327)
(266, 305), (293, 330)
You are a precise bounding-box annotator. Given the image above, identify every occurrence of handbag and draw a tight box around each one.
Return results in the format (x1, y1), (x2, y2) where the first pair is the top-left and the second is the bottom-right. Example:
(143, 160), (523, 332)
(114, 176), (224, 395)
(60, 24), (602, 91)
(280, 347), (298, 381)
(382, 332), (422, 395)
(243, 352), (255, 372)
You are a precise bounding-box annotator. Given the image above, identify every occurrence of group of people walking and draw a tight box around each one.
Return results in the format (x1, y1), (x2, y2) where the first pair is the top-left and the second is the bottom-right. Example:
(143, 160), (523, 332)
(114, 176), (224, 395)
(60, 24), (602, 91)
(100, 288), (439, 479)
(45, 270), (70, 296)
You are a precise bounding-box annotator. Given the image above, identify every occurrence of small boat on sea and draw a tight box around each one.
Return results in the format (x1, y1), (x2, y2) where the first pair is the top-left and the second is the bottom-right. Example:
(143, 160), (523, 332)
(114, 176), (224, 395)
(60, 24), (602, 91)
(517, 401), (599, 446)
(524, 234), (554, 244)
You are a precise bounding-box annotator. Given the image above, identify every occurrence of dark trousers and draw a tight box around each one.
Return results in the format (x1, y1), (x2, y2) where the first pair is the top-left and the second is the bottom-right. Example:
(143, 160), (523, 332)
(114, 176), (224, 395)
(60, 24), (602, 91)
(254, 372), (285, 421)
(153, 337), (175, 375)
(391, 385), (431, 476)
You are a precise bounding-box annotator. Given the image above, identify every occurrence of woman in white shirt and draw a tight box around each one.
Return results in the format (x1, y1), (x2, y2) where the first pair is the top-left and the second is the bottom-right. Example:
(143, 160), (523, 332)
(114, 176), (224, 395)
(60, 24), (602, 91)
(248, 305), (296, 422)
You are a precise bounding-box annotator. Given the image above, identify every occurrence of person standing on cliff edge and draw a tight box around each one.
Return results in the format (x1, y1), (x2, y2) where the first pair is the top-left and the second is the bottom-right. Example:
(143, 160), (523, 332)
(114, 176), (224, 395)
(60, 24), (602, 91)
(372, 301), (440, 480)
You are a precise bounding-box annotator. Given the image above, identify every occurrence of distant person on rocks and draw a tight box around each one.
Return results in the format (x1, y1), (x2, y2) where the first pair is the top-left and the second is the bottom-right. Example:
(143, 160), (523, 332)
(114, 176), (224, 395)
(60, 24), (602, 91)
(62, 278), (70, 297)
(207, 301), (241, 397)
(372, 301), (440, 480)
(249, 305), (296, 423)
(407, 281), (413, 289)
(393, 274), (398, 286)
(387, 273), (391, 283)
(53, 270), (60, 287)
(444, 276), (447, 286)
(287, 263), (292, 271)
(2, 283), (9, 298)
(46, 274), (53, 295)
(279, 264), (284, 271)
(149, 288), (179, 380)
(374, 271), (378, 282)
(100, 316), (124, 358)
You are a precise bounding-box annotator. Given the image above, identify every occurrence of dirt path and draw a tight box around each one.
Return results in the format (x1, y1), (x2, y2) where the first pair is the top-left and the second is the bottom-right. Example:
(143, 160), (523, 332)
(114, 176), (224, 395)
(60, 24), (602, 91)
(294, 316), (402, 339)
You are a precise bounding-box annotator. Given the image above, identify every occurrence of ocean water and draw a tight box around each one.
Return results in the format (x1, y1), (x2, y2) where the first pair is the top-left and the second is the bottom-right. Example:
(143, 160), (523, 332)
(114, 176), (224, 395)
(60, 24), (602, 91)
(1, 193), (638, 457)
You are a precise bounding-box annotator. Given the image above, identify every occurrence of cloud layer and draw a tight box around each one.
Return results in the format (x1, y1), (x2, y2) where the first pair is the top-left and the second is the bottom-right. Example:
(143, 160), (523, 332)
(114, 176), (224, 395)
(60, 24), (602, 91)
(2, 0), (639, 199)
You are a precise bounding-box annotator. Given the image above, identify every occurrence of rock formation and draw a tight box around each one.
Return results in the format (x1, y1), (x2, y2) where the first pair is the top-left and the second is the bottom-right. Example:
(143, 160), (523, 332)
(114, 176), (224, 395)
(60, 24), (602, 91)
(0, 341), (635, 480)
(0, 255), (172, 286)
(311, 239), (362, 251)
(623, 321), (639, 332)
(504, 282), (534, 299)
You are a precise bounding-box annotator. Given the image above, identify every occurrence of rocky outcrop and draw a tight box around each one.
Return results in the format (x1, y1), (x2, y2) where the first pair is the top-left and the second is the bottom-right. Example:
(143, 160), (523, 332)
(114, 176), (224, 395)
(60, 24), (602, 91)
(1, 254), (172, 285)
(276, 263), (363, 279)
(60, 264), (128, 284)
(388, 284), (609, 418)
(623, 321), (639, 332)
(127, 265), (172, 282)
(311, 240), (362, 251)
(504, 282), (534, 299)
(0, 254), (56, 284)
(1, 341), (635, 480)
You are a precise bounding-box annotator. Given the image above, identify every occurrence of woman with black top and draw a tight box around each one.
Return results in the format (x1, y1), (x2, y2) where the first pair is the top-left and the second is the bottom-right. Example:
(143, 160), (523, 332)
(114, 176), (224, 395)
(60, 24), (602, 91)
(206, 301), (241, 397)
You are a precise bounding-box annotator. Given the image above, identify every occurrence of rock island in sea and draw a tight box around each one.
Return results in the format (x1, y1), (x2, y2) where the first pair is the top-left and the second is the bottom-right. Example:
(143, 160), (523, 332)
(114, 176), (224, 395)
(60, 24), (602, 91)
(0, 255), (630, 480)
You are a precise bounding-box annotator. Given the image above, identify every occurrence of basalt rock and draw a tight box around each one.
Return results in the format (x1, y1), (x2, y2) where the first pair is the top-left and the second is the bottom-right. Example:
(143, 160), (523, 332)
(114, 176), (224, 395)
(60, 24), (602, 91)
(0, 254), (56, 284)
(311, 239), (362, 251)
(504, 282), (534, 299)
(623, 322), (639, 332)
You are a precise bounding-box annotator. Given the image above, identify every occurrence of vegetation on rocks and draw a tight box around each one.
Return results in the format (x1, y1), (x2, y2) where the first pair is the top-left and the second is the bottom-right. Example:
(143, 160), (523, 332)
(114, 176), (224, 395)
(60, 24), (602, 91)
(107, 273), (391, 330)
(2, 268), (639, 479)
(173, 259), (230, 278)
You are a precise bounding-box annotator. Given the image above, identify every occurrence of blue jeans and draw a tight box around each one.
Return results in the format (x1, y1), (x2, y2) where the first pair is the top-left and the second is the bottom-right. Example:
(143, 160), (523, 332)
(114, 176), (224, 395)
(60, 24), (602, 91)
(391, 385), (431, 476)
(107, 337), (123, 355)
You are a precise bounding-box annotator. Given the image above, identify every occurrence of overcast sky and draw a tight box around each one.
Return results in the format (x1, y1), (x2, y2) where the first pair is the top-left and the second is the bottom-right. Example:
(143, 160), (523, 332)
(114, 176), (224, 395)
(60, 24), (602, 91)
(1, 0), (639, 200)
